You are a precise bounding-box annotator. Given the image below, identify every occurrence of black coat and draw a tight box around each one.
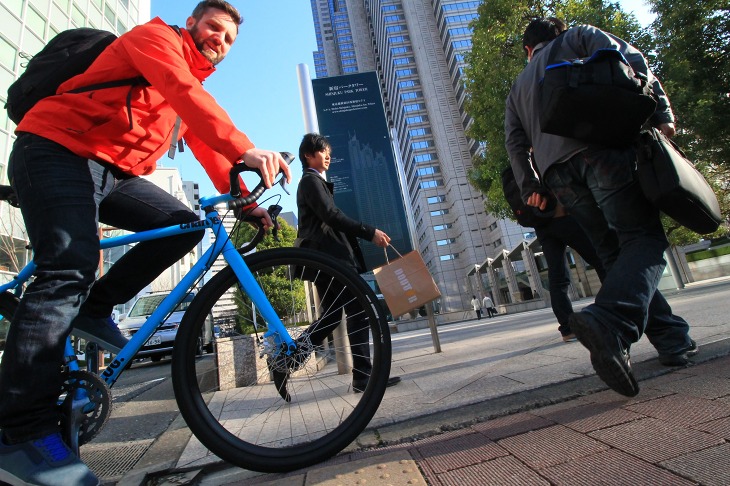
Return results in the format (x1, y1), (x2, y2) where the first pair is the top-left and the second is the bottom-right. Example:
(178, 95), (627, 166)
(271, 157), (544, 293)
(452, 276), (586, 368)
(295, 170), (375, 273)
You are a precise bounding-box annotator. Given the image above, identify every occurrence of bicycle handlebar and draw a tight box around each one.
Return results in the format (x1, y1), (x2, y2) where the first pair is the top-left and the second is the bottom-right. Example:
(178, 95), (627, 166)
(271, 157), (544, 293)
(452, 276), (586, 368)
(228, 152), (294, 209)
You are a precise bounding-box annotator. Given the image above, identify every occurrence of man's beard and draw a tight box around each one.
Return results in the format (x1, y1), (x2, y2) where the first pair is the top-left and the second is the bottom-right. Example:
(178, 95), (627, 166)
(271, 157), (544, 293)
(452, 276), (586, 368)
(189, 23), (225, 65)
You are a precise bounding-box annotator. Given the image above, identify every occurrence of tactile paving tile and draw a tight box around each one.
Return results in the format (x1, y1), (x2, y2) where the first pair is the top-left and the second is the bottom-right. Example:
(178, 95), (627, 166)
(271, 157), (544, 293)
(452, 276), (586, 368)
(660, 442), (730, 486)
(540, 448), (696, 486)
(471, 412), (555, 441)
(305, 450), (426, 485)
(693, 415), (730, 439)
(625, 393), (730, 426)
(414, 432), (507, 473)
(435, 455), (550, 486)
(498, 424), (609, 469)
(588, 417), (723, 463)
(536, 401), (644, 433)
(645, 375), (730, 400)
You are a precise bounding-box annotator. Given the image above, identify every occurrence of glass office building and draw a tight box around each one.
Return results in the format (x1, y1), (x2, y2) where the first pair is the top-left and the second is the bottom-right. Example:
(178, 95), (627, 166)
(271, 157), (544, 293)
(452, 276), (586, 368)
(310, 0), (527, 312)
(0, 0), (151, 279)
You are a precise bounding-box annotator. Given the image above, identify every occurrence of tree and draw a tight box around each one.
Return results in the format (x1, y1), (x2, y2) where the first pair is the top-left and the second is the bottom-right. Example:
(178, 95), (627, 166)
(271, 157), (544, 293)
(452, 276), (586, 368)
(230, 217), (306, 333)
(464, 0), (645, 219)
(647, 0), (730, 240)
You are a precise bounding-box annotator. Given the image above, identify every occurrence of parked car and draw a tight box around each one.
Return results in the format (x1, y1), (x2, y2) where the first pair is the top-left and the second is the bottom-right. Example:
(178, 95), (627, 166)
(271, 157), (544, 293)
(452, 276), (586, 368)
(117, 291), (213, 362)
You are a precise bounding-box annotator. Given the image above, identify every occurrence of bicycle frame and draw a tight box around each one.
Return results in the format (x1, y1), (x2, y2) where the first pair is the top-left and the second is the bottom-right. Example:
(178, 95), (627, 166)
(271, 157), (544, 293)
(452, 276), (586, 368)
(0, 192), (294, 388)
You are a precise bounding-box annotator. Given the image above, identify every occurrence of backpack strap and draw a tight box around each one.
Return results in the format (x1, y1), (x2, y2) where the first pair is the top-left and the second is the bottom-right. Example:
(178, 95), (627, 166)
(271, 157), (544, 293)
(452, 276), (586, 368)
(67, 24), (183, 131)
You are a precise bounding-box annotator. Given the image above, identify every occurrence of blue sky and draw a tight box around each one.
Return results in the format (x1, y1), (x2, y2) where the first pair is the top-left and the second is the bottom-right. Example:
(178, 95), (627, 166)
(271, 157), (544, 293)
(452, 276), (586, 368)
(150, 1), (318, 213)
(149, 0), (653, 215)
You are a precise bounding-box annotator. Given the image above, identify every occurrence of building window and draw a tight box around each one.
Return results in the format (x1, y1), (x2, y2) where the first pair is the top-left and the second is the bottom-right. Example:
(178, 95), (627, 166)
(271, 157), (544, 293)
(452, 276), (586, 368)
(434, 223), (453, 231)
(403, 103), (425, 113)
(437, 238), (456, 246)
(430, 208), (449, 216)
(411, 140), (434, 149)
(408, 127), (429, 137)
(417, 166), (440, 176)
(440, 253), (459, 261)
(393, 56), (414, 65)
(414, 153), (437, 163)
(427, 195), (446, 204)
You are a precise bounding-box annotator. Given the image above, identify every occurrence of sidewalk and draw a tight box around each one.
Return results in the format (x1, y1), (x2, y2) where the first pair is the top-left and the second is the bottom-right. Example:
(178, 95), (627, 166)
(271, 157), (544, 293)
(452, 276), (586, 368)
(115, 277), (730, 485)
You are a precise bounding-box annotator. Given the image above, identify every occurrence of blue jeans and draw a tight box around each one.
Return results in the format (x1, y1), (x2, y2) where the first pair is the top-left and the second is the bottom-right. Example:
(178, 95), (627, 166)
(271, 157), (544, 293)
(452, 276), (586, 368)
(535, 215), (605, 335)
(0, 133), (202, 443)
(543, 146), (691, 353)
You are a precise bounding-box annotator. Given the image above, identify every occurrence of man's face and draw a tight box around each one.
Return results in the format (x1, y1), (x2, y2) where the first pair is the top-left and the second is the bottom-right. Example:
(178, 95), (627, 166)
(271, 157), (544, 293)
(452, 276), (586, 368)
(306, 148), (331, 174)
(186, 8), (238, 65)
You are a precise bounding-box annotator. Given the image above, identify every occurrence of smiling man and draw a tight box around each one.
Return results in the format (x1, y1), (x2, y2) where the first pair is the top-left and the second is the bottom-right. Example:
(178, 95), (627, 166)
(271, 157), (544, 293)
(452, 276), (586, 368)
(0, 2), (291, 485)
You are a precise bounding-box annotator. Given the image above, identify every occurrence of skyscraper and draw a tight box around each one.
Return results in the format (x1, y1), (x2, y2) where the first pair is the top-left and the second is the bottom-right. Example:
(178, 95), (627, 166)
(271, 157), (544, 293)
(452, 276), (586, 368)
(309, 0), (526, 312)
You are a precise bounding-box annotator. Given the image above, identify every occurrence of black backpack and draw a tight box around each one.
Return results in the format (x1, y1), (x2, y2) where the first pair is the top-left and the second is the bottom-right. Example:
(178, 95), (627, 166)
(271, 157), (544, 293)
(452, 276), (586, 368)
(500, 166), (553, 229)
(5, 28), (148, 124)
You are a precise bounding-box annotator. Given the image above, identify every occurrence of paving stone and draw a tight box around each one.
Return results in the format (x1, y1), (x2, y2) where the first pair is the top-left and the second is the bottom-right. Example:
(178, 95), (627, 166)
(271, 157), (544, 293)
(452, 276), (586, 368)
(625, 393), (730, 426)
(540, 448), (696, 486)
(536, 401), (645, 433)
(693, 415), (730, 439)
(660, 442), (730, 486)
(414, 432), (508, 473)
(645, 375), (730, 400)
(471, 412), (555, 441)
(583, 386), (673, 405)
(433, 455), (550, 486)
(588, 417), (723, 463)
(498, 425), (610, 469)
(689, 358), (730, 378)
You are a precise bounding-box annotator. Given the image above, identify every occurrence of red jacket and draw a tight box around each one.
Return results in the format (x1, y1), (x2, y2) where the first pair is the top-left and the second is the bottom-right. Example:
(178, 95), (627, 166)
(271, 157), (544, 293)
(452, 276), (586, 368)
(17, 17), (255, 194)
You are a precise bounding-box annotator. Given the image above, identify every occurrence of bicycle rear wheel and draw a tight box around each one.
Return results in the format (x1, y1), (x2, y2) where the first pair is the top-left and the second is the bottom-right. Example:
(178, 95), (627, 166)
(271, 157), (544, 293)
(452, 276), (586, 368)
(171, 247), (391, 472)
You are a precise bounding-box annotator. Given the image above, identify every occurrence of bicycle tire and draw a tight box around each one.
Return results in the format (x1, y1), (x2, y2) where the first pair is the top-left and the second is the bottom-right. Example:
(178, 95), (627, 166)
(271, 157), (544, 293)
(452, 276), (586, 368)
(171, 247), (391, 472)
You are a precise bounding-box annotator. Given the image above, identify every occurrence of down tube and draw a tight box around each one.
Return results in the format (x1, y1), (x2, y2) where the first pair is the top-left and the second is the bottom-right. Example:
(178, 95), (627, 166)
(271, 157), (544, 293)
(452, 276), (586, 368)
(219, 241), (295, 349)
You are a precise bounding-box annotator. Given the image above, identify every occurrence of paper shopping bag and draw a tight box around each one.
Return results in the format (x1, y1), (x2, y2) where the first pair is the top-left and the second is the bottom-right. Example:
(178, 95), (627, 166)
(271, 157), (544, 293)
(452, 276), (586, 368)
(373, 247), (441, 317)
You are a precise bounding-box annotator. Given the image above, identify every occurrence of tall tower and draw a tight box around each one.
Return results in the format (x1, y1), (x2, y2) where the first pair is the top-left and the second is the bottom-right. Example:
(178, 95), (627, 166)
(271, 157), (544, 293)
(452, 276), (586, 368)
(310, 0), (525, 312)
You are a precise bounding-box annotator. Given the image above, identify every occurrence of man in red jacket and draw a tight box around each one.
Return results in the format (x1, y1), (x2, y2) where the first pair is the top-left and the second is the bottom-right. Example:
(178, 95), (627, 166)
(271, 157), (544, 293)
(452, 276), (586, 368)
(0, 2), (291, 485)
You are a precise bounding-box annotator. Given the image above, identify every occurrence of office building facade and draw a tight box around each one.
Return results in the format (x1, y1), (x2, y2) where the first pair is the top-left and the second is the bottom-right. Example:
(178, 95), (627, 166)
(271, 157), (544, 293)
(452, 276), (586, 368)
(0, 0), (151, 282)
(310, 0), (526, 312)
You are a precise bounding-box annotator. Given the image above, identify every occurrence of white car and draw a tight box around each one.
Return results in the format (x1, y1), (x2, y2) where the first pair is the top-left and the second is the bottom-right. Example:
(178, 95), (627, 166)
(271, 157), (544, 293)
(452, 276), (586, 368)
(118, 291), (213, 362)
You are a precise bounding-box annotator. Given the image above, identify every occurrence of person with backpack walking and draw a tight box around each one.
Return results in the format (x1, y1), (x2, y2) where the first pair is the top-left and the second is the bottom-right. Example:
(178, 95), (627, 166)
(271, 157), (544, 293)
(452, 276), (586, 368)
(0, 2), (291, 485)
(505, 18), (696, 398)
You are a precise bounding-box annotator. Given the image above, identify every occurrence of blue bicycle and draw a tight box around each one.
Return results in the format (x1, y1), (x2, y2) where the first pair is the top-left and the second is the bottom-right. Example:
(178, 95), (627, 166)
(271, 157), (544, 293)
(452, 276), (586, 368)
(0, 157), (392, 472)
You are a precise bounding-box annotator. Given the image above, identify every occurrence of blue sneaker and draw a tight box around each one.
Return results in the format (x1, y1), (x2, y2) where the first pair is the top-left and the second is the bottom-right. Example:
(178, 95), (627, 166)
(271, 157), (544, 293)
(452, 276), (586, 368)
(72, 314), (128, 354)
(0, 432), (99, 485)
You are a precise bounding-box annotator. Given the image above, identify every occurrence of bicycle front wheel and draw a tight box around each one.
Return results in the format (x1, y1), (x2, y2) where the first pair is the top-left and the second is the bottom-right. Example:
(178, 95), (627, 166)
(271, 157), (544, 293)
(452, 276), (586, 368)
(171, 247), (391, 472)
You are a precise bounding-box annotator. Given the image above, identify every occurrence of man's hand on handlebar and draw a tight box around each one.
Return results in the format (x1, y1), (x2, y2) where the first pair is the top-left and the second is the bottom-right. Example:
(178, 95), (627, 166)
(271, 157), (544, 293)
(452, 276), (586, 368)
(240, 149), (293, 189)
(247, 206), (274, 230)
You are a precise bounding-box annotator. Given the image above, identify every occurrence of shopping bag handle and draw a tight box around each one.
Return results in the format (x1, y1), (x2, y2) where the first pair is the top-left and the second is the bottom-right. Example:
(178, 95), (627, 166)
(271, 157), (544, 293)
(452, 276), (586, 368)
(383, 244), (403, 264)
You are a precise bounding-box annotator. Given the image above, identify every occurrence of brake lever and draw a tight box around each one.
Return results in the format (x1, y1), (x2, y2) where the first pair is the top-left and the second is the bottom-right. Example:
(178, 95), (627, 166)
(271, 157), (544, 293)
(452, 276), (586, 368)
(268, 204), (283, 242)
